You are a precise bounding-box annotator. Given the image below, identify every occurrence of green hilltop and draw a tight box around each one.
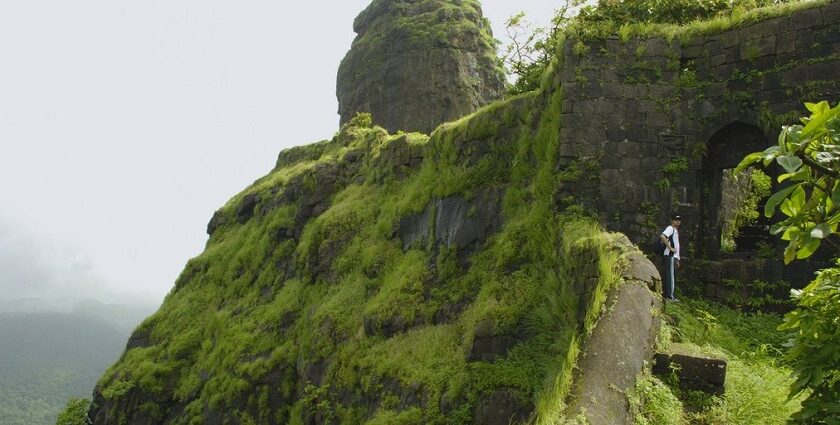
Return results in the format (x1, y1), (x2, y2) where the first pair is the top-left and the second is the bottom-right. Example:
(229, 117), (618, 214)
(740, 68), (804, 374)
(79, 0), (837, 423)
(88, 64), (633, 422)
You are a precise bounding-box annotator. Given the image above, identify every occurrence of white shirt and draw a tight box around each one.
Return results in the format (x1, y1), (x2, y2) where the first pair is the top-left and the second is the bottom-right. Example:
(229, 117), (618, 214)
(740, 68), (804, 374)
(662, 225), (680, 260)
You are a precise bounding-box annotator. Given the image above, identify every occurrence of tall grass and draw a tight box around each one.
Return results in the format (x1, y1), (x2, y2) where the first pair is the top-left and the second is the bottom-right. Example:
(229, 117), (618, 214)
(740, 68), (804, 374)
(632, 298), (804, 424)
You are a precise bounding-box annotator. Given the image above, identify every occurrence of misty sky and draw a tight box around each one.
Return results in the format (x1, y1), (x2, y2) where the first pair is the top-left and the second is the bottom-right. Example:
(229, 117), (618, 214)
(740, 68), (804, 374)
(0, 0), (561, 307)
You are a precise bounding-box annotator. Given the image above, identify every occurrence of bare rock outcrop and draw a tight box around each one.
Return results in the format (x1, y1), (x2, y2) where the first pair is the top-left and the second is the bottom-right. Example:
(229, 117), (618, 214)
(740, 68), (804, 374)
(336, 0), (505, 134)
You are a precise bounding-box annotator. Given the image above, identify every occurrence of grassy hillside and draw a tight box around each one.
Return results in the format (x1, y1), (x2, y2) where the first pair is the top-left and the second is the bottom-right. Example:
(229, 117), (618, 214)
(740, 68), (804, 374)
(86, 42), (646, 422)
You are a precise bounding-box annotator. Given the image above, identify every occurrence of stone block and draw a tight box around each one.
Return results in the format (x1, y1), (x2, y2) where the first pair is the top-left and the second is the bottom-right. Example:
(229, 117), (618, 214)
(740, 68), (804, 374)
(795, 31), (816, 51)
(602, 82), (623, 98)
(646, 38), (669, 57)
(815, 26), (840, 45)
(721, 259), (744, 282)
(472, 388), (533, 425)
(790, 8), (823, 30)
(760, 260), (784, 283)
(671, 353), (727, 394)
(561, 99), (573, 113)
(601, 68), (619, 82)
(781, 65), (810, 87)
(652, 353), (671, 375)
(753, 55), (778, 71)
(641, 141), (660, 157)
(756, 89), (789, 105)
(721, 30), (740, 48)
(602, 155), (621, 169)
(810, 61), (839, 81)
(777, 31), (796, 53)
(704, 283), (718, 298)
(703, 261), (722, 284)
(683, 44), (705, 58)
(823, 1), (840, 23)
(710, 54), (727, 67)
(760, 18), (783, 37)
(757, 35), (777, 57)
(617, 140), (641, 156)
(620, 157), (641, 170)
(762, 73), (782, 91)
(738, 25), (762, 44)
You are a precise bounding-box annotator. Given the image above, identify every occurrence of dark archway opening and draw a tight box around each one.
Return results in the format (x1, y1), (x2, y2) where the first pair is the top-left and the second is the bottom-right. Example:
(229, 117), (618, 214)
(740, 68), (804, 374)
(698, 122), (774, 259)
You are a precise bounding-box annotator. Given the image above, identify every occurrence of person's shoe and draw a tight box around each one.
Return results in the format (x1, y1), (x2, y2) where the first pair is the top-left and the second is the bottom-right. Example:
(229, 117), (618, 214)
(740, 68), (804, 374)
(670, 297), (679, 302)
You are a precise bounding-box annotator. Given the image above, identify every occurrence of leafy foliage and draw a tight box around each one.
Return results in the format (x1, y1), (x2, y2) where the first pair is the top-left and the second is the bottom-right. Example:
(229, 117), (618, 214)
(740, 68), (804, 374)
(500, 1), (583, 95)
(655, 156), (689, 192)
(778, 262), (840, 423)
(736, 101), (840, 264)
(738, 101), (840, 423)
(576, 0), (792, 26)
(56, 398), (90, 425)
(720, 168), (772, 252)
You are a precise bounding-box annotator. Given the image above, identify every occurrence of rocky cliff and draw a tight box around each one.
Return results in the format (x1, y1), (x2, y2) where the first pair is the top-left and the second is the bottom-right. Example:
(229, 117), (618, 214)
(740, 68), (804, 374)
(84, 1), (837, 424)
(87, 87), (653, 423)
(336, 0), (505, 134)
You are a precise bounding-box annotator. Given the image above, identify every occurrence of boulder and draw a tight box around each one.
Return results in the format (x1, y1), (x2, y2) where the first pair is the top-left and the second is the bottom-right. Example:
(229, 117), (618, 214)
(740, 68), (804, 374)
(337, 0), (505, 134)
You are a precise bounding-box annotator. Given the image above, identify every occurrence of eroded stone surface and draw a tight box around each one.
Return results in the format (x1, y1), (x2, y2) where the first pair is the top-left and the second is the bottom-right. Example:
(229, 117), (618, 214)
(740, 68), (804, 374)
(337, 0), (505, 134)
(566, 281), (662, 424)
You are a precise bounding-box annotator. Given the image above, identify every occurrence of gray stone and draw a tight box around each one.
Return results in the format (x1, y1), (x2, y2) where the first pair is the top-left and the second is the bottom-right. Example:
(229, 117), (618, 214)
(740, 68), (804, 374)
(721, 30), (740, 48)
(671, 353), (727, 394)
(791, 8), (823, 30)
(810, 61), (839, 81)
(782, 65), (810, 86)
(337, 0), (505, 134)
(823, 2), (840, 23)
(206, 209), (227, 235)
(236, 193), (259, 224)
(776, 31), (796, 53)
(566, 282), (661, 424)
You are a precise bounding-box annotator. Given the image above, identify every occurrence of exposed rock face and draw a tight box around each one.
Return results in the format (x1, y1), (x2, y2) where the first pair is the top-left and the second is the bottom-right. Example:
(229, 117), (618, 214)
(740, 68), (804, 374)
(336, 0), (506, 134)
(566, 237), (662, 425)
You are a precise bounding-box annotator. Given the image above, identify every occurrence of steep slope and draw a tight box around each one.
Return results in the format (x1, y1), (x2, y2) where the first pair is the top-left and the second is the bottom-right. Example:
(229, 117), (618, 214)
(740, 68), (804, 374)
(336, 0), (505, 134)
(87, 54), (657, 422)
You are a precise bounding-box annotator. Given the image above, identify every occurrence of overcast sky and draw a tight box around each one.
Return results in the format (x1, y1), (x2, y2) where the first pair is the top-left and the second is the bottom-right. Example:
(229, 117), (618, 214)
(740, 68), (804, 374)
(0, 0), (561, 307)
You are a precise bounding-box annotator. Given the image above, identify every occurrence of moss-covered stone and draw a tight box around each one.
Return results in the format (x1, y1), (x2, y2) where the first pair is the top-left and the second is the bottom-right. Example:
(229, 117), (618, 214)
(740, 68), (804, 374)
(337, 0), (505, 134)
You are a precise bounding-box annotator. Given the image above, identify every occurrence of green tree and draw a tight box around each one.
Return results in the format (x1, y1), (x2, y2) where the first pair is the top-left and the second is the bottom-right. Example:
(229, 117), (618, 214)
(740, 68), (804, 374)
(501, 1), (584, 95)
(737, 101), (840, 423)
(55, 398), (89, 425)
(736, 101), (839, 264)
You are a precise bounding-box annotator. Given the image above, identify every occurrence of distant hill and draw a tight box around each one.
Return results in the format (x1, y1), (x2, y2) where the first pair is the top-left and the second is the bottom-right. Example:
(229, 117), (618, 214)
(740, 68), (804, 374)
(0, 298), (156, 333)
(0, 302), (154, 425)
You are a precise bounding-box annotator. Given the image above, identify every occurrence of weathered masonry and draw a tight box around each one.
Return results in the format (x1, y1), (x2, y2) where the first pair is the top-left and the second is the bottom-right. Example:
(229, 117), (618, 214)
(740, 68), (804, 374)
(556, 2), (839, 295)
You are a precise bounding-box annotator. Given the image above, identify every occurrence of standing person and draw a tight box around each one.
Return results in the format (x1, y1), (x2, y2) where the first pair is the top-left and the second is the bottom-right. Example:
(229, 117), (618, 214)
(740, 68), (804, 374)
(660, 214), (682, 301)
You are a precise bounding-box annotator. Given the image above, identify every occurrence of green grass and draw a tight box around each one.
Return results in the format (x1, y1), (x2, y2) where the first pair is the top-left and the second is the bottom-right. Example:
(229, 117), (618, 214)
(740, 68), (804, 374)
(90, 48), (634, 423)
(632, 297), (804, 424)
(566, 0), (828, 42)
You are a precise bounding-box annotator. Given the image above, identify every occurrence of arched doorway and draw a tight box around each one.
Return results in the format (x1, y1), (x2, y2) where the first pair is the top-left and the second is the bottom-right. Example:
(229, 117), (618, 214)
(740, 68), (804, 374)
(697, 121), (772, 258)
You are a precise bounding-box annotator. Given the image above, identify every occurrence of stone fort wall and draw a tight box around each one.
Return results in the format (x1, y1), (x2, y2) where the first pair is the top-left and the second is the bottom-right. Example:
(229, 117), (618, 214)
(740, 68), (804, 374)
(556, 2), (839, 296)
